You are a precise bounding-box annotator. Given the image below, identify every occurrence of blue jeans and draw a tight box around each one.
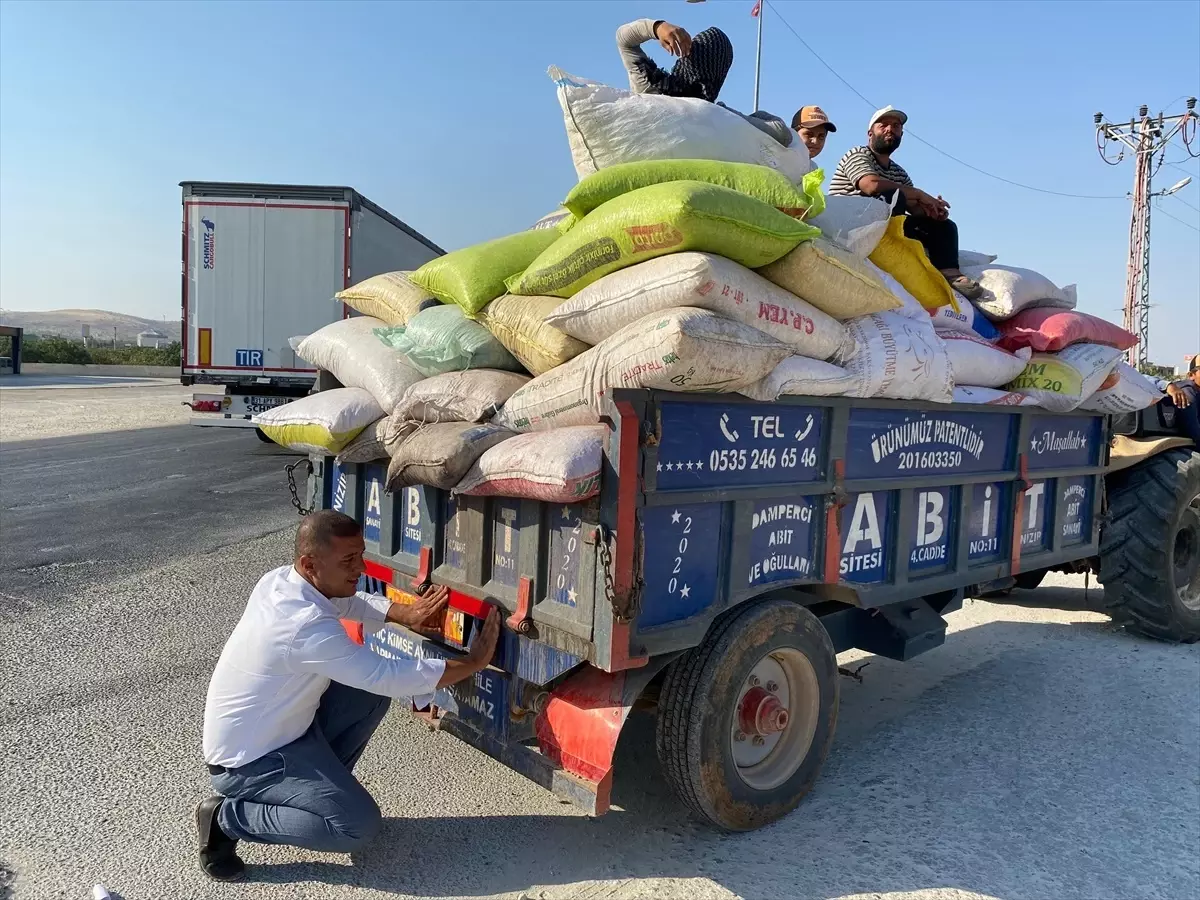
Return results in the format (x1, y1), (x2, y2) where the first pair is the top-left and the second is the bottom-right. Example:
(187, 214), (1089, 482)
(1173, 384), (1200, 444)
(211, 682), (391, 853)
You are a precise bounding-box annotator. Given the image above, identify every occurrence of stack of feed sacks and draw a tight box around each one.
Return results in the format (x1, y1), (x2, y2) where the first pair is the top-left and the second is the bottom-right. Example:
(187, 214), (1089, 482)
(253, 66), (1158, 509)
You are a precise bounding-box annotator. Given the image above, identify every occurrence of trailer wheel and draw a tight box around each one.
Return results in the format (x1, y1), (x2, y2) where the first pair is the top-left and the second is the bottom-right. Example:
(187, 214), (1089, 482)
(655, 598), (838, 831)
(1100, 449), (1200, 642)
(254, 427), (275, 444)
(1014, 569), (1047, 590)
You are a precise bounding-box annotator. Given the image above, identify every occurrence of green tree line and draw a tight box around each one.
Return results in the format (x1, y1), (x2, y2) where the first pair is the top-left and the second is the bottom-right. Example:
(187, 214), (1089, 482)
(15, 335), (181, 366)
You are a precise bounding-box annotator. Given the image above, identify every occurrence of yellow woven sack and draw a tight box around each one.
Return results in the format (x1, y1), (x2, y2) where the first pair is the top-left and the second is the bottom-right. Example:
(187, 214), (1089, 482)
(868, 216), (956, 311)
(335, 272), (437, 326)
(477, 294), (590, 376)
(757, 237), (899, 320)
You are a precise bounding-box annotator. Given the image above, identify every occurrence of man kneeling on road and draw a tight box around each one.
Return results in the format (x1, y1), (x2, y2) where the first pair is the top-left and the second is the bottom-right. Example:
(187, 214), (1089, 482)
(829, 106), (984, 300)
(197, 510), (500, 881)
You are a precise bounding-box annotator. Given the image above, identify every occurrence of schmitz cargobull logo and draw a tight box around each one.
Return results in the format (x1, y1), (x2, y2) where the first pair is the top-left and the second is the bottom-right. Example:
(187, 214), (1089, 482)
(202, 217), (215, 269)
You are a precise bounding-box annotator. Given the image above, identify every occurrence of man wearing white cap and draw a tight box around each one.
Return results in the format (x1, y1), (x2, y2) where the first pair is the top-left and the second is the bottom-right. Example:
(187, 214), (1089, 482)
(829, 106), (983, 300)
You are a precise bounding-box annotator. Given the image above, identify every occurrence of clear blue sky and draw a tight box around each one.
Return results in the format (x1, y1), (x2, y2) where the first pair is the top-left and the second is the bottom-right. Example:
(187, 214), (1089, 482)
(1, 0), (1197, 365)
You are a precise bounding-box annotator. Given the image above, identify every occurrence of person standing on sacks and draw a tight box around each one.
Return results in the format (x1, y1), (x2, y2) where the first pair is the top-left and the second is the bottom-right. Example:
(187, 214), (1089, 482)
(616, 17), (794, 147)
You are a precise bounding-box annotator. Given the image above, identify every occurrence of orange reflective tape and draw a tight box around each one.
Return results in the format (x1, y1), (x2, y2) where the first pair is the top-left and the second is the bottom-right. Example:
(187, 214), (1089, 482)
(198, 328), (212, 367)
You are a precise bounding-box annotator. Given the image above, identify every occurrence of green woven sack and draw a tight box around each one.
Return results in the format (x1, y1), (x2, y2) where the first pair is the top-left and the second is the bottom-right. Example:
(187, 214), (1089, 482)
(409, 228), (558, 316)
(507, 181), (820, 299)
(374, 305), (521, 378)
(563, 160), (825, 220)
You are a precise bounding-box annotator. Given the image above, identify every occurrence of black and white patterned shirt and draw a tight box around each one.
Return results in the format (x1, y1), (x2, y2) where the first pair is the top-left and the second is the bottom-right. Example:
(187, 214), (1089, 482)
(829, 146), (914, 197)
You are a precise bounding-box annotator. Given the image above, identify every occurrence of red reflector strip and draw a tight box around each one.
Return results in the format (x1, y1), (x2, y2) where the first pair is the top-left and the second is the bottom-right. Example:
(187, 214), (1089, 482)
(448, 590), (492, 620)
(363, 560), (392, 583)
(362, 560), (491, 620)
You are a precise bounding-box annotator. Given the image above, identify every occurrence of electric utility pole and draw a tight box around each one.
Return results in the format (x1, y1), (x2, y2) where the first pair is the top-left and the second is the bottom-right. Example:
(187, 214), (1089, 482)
(1096, 99), (1198, 369)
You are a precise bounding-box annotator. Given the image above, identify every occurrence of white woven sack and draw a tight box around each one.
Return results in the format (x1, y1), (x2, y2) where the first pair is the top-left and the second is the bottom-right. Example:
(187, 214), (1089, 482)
(807, 193), (894, 257)
(494, 307), (791, 432)
(952, 386), (1037, 406)
(965, 264), (1078, 321)
(454, 425), (607, 503)
(1079, 361), (1162, 413)
(841, 311), (953, 402)
(740, 356), (856, 402)
(942, 333), (1032, 388)
(958, 250), (998, 268)
(547, 253), (850, 361)
(1006, 343), (1123, 412)
(549, 66), (812, 185)
(296, 317), (425, 410)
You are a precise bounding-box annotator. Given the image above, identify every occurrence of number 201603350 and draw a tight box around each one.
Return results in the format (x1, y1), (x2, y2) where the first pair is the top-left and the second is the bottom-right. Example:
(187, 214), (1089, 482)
(896, 450), (963, 470)
(709, 446), (817, 472)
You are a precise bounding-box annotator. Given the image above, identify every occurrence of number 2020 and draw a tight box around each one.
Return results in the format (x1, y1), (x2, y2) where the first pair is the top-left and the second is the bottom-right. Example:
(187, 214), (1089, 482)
(669, 516), (692, 592)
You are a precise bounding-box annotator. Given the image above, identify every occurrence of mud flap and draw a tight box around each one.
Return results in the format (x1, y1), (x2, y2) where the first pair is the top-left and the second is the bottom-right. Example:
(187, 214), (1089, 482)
(534, 655), (679, 814)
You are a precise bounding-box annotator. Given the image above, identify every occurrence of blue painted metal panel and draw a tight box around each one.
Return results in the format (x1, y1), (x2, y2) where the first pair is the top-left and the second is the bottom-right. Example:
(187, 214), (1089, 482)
(331, 461), (349, 513)
(502, 631), (582, 685)
(1058, 475), (1092, 547)
(1026, 415), (1103, 470)
(655, 400), (825, 490)
(845, 409), (1013, 479)
(547, 505), (585, 608)
(362, 464), (386, 546)
(747, 497), (818, 588)
(366, 625), (509, 739)
(908, 486), (954, 576)
(490, 498), (524, 588)
(839, 491), (893, 584)
(638, 503), (722, 627)
(398, 485), (427, 557)
(444, 493), (467, 573)
(967, 482), (1008, 563)
(1019, 479), (1052, 555)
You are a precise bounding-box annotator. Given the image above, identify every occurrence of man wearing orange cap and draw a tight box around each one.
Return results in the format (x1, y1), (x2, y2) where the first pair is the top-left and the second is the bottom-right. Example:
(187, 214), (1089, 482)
(791, 106), (836, 160)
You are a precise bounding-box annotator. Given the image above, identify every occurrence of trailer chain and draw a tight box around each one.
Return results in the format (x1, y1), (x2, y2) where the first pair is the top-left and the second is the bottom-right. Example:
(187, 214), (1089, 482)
(598, 525), (640, 623)
(286, 458), (314, 517)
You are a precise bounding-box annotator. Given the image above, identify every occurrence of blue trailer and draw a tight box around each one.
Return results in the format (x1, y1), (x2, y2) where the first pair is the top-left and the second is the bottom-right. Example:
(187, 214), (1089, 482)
(304, 388), (1200, 831)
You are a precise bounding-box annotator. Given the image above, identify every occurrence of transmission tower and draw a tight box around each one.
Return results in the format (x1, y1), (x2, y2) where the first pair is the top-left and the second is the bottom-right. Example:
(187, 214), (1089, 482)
(1096, 99), (1198, 369)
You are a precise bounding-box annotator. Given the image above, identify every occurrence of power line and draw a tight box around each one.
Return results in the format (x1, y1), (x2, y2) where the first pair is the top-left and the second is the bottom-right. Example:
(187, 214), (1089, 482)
(1155, 200), (1200, 232)
(765, 0), (1126, 200)
(1171, 193), (1200, 214)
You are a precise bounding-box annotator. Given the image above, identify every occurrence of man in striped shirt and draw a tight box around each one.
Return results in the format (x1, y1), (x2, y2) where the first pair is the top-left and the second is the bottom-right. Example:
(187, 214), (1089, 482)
(616, 18), (793, 148)
(830, 106), (983, 300)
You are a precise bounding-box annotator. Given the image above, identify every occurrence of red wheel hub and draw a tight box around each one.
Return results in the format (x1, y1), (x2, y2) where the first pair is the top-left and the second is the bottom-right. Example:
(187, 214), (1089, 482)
(737, 685), (790, 736)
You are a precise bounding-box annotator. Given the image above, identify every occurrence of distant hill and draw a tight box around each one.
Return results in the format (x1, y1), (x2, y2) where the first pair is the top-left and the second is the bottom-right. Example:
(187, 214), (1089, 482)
(0, 309), (181, 343)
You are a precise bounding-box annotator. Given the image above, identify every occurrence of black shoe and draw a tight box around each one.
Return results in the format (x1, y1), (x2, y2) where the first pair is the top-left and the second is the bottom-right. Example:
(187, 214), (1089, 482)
(196, 796), (245, 882)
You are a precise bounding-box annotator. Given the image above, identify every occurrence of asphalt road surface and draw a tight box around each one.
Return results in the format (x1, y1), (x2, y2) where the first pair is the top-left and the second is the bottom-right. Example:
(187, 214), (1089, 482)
(1, 388), (1197, 900)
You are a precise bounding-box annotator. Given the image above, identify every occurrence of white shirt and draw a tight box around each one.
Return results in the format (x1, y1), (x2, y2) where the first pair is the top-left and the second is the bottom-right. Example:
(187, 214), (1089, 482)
(203, 565), (446, 768)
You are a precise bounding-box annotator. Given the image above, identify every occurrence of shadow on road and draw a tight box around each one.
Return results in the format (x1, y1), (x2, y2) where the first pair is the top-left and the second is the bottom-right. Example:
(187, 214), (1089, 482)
(235, 606), (1200, 900)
